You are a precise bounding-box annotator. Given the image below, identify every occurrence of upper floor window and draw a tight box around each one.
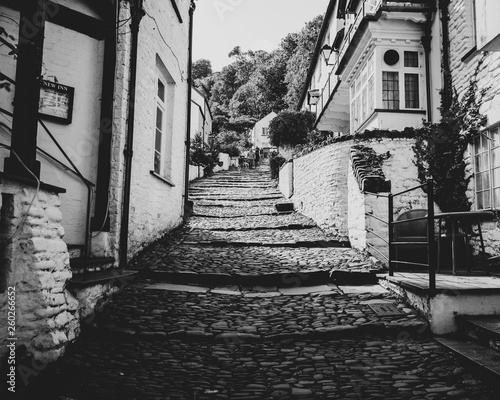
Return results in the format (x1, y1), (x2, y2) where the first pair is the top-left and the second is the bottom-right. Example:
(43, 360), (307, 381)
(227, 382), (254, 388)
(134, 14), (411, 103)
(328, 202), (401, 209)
(474, 126), (500, 209)
(381, 49), (421, 111)
(262, 127), (269, 136)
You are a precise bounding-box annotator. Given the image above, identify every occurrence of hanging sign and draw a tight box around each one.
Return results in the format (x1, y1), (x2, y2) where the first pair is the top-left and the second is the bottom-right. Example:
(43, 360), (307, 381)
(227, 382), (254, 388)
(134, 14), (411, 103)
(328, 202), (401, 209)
(38, 80), (74, 124)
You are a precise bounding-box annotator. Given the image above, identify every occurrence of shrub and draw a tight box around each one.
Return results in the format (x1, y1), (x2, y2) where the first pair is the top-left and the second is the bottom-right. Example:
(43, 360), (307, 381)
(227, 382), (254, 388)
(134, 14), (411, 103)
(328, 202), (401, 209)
(270, 152), (286, 180)
(269, 110), (315, 148)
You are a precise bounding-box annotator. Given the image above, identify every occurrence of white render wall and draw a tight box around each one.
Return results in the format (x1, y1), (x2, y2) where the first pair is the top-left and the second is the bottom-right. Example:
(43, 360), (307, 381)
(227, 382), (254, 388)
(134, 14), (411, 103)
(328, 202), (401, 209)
(252, 112), (276, 149)
(0, 4), (105, 246)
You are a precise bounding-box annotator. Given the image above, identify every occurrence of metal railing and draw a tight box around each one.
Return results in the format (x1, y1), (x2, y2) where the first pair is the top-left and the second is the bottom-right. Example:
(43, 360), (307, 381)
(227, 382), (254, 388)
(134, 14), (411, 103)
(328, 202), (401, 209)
(364, 180), (436, 292)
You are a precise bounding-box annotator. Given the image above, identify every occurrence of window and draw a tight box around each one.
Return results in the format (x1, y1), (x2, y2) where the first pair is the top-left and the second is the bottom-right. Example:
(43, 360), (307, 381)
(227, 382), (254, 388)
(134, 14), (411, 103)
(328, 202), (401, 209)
(404, 51), (419, 67)
(262, 127), (269, 136)
(474, 126), (500, 209)
(382, 72), (399, 110)
(404, 74), (419, 108)
(152, 56), (175, 182)
(350, 55), (374, 131)
(154, 79), (166, 175)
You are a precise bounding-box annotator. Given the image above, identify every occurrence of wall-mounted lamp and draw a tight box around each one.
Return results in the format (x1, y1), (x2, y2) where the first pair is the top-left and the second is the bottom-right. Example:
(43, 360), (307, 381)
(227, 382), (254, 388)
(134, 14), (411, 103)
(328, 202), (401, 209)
(307, 89), (320, 106)
(321, 44), (334, 65)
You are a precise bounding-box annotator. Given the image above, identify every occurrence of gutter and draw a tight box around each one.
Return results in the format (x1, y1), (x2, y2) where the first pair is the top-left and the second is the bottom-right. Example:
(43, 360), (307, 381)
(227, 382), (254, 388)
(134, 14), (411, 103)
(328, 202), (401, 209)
(183, 1), (195, 221)
(119, 0), (144, 268)
(439, 0), (451, 110)
(421, 8), (434, 123)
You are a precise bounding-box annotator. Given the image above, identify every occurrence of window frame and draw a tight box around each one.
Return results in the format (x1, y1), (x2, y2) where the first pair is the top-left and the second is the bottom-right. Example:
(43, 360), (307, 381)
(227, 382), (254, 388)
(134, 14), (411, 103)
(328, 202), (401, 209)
(474, 125), (500, 210)
(153, 75), (167, 176)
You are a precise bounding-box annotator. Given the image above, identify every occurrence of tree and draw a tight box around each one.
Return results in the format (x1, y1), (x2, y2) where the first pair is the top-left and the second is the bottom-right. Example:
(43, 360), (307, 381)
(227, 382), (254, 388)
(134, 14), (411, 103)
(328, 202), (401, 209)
(192, 59), (213, 81)
(269, 110), (316, 148)
(284, 14), (324, 108)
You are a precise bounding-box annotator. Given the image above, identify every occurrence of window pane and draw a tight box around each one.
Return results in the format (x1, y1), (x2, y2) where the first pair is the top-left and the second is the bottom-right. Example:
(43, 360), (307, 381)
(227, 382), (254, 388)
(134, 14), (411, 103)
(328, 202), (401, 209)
(154, 151), (161, 174)
(492, 147), (500, 167)
(158, 79), (165, 102)
(404, 51), (419, 67)
(404, 74), (419, 108)
(156, 107), (163, 130)
(155, 128), (162, 152)
(493, 167), (500, 187)
(494, 188), (500, 209)
(382, 72), (399, 110)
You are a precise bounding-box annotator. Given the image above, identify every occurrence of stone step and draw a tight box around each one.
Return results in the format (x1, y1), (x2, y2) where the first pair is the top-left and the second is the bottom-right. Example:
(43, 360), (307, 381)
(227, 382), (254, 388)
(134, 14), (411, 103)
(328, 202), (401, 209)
(70, 256), (115, 274)
(434, 337), (500, 394)
(143, 268), (335, 288)
(181, 239), (350, 248)
(456, 315), (500, 353)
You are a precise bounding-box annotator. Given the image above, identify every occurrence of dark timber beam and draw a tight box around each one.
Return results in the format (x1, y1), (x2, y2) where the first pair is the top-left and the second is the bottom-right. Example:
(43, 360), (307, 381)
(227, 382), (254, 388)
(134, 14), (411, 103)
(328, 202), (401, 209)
(4, 0), (47, 179)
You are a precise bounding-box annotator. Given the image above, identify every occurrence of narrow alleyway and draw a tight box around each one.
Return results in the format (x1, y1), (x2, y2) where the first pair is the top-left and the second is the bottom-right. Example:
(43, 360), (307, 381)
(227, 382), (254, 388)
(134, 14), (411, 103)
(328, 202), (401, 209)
(23, 162), (495, 399)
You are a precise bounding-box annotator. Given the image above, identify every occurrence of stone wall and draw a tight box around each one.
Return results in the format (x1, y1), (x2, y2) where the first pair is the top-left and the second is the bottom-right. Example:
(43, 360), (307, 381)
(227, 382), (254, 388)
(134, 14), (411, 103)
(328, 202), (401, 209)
(0, 179), (79, 365)
(448, 0), (500, 257)
(291, 137), (427, 245)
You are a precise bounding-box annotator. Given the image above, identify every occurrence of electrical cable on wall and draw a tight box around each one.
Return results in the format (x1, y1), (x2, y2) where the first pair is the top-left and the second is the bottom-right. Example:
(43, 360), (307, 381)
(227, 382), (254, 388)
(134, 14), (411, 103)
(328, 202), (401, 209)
(0, 143), (40, 242)
(143, 7), (186, 82)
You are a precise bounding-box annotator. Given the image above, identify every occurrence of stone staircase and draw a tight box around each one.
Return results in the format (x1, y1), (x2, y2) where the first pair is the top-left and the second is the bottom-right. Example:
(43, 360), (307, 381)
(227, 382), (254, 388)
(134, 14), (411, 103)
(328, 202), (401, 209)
(435, 316), (500, 393)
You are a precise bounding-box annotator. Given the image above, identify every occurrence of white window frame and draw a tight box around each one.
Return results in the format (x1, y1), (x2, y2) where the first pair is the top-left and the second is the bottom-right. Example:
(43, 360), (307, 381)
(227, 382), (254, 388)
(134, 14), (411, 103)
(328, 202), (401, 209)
(474, 125), (500, 210)
(154, 75), (167, 176)
(380, 48), (423, 112)
(152, 55), (175, 183)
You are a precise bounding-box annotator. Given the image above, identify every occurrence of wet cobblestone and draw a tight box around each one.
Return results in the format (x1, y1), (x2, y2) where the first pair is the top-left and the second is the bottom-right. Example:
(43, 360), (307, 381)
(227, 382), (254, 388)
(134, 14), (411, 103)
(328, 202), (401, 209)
(31, 337), (494, 399)
(144, 246), (376, 275)
(187, 214), (316, 231)
(92, 285), (425, 339)
(183, 227), (347, 245)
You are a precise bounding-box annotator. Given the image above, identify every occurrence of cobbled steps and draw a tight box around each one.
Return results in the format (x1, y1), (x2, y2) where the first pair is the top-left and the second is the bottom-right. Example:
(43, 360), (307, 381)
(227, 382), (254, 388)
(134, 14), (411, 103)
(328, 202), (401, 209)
(21, 161), (497, 399)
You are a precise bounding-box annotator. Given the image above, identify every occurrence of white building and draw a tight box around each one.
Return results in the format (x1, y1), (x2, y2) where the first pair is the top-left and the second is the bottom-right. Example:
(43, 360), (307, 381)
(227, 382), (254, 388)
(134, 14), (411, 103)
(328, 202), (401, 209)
(0, 0), (193, 364)
(191, 86), (212, 149)
(251, 111), (277, 157)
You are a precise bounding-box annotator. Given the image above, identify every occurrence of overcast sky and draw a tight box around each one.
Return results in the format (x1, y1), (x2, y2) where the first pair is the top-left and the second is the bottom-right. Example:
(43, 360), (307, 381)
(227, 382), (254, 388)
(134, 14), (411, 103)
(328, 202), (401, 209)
(192, 0), (330, 72)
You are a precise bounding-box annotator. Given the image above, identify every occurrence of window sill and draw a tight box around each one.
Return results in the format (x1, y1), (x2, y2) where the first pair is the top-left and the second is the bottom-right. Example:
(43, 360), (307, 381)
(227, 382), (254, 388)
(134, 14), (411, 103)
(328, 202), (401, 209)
(461, 46), (477, 63)
(374, 108), (426, 114)
(150, 171), (175, 187)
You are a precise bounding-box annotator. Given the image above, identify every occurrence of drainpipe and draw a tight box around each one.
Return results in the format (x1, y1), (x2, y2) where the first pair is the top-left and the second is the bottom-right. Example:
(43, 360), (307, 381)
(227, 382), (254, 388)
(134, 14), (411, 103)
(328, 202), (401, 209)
(421, 9), (434, 123)
(439, 0), (452, 110)
(119, 0), (144, 268)
(183, 1), (196, 221)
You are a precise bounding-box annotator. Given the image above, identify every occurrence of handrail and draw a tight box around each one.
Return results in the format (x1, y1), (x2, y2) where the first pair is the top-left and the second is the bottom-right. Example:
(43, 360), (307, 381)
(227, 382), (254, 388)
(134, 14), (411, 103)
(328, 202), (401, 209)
(387, 180), (436, 292)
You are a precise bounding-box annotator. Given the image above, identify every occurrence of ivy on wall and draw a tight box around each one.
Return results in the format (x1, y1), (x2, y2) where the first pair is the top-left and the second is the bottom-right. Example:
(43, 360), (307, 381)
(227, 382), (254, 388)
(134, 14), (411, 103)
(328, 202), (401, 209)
(413, 56), (488, 212)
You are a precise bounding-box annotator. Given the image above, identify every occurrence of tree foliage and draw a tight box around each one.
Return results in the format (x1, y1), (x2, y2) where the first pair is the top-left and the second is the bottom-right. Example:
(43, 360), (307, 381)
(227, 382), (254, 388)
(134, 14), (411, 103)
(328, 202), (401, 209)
(191, 14), (324, 155)
(269, 110), (316, 148)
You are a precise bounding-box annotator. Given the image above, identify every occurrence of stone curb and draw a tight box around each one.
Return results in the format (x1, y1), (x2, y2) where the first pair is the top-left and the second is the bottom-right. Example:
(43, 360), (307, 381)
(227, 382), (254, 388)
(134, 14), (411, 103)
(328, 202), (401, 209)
(180, 240), (351, 248)
(204, 224), (318, 232)
(84, 320), (430, 344)
(192, 211), (294, 218)
(142, 269), (332, 288)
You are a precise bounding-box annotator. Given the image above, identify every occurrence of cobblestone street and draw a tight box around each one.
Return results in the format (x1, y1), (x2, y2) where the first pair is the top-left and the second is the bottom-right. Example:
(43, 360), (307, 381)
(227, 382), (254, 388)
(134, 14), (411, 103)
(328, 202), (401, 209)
(23, 163), (496, 399)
